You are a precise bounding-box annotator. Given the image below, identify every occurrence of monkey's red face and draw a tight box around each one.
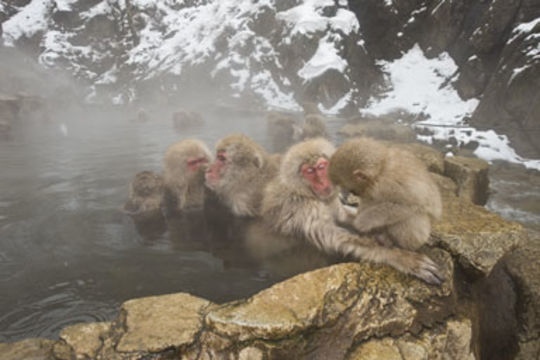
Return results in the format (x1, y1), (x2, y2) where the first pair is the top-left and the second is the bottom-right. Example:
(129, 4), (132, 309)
(205, 150), (227, 187)
(186, 156), (208, 173)
(301, 157), (333, 199)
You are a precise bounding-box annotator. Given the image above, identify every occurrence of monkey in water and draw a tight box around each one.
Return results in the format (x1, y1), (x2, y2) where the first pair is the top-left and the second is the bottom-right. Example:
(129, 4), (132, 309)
(172, 110), (204, 130)
(266, 111), (297, 152)
(163, 139), (212, 212)
(205, 133), (279, 217)
(123, 171), (165, 221)
(329, 138), (443, 277)
(261, 138), (444, 285)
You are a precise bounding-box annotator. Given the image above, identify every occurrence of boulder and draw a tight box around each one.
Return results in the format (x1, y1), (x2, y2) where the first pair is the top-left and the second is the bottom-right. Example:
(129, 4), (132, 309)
(506, 230), (540, 359)
(444, 155), (490, 205)
(0, 338), (55, 360)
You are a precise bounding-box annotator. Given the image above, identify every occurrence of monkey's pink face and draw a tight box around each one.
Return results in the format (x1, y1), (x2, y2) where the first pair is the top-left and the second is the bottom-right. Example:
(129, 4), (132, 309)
(301, 157), (333, 199)
(186, 156), (208, 173)
(205, 150), (227, 187)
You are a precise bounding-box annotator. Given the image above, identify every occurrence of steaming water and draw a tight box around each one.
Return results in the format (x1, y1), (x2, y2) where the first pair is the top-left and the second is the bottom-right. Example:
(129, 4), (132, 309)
(0, 104), (335, 342)
(0, 103), (538, 342)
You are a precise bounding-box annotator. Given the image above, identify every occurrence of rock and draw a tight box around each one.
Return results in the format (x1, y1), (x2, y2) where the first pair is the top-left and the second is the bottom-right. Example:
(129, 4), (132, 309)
(395, 142), (445, 174)
(53, 322), (111, 360)
(433, 194), (524, 276)
(206, 254), (454, 358)
(506, 230), (540, 359)
(116, 292), (211, 353)
(444, 155), (490, 205)
(347, 318), (475, 360)
(0, 338), (55, 360)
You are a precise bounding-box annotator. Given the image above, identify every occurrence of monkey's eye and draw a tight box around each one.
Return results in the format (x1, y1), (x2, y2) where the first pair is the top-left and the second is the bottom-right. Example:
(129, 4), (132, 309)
(317, 163), (326, 170)
(306, 167), (315, 174)
(187, 159), (198, 166)
(199, 157), (208, 163)
(217, 155), (226, 162)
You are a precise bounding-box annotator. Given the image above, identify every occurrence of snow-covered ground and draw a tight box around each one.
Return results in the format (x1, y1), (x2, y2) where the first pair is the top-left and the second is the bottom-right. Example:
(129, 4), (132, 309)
(362, 44), (540, 170)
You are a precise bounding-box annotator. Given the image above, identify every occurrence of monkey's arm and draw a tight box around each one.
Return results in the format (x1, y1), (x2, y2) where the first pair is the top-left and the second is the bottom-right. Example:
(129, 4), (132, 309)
(331, 198), (358, 225)
(353, 202), (420, 233)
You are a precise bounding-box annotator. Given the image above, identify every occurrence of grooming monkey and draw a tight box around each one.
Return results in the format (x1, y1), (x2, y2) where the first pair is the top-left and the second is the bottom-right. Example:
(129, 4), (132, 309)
(123, 171), (165, 220)
(329, 137), (442, 254)
(163, 139), (212, 212)
(205, 133), (279, 217)
(261, 138), (443, 285)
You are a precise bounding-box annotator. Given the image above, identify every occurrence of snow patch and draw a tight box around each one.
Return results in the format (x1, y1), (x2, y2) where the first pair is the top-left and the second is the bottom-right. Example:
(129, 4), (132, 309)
(298, 35), (347, 80)
(362, 44), (540, 170)
(2, 0), (53, 46)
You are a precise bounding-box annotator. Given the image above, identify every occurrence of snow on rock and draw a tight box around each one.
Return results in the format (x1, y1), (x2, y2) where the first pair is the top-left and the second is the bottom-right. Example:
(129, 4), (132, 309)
(1, 0), (365, 111)
(2, 0), (53, 46)
(362, 44), (540, 170)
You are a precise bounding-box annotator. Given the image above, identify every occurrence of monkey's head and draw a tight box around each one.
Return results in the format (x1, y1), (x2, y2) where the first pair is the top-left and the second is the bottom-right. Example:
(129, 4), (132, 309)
(205, 133), (266, 190)
(131, 171), (164, 197)
(329, 138), (387, 196)
(281, 138), (335, 200)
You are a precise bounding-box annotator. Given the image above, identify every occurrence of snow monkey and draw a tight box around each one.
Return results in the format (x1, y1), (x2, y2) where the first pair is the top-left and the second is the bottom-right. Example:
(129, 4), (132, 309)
(298, 114), (329, 140)
(329, 138), (443, 275)
(123, 171), (165, 220)
(205, 133), (279, 217)
(163, 139), (212, 212)
(172, 109), (204, 130)
(261, 138), (444, 285)
(266, 111), (297, 152)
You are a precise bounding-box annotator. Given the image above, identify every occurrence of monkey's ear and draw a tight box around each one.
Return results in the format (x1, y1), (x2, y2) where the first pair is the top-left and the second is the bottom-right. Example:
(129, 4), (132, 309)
(353, 169), (368, 181)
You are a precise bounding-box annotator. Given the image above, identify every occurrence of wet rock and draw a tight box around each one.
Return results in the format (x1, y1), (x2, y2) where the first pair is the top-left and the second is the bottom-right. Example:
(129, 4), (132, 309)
(444, 155), (490, 205)
(115, 292), (211, 354)
(395, 142), (446, 174)
(506, 230), (540, 359)
(347, 318), (474, 360)
(53, 322), (111, 360)
(433, 194), (524, 276)
(0, 338), (55, 360)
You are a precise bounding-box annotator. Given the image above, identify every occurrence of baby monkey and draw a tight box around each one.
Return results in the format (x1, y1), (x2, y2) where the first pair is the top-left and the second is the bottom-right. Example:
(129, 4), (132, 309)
(123, 171), (165, 221)
(329, 138), (443, 281)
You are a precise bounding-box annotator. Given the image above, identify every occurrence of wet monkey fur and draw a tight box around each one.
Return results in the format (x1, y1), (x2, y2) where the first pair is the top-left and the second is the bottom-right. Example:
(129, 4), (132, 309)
(262, 138), (444, 285)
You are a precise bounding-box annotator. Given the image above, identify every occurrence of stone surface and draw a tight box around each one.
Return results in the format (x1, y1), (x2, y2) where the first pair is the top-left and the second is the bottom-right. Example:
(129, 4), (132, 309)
(116, 292), (211, 353)
(395, 142), (446, 174)
(506, 230), (540, 360)
(53, 322), (111, 360)
(0, 338), (55, 360)
(347, 318), (475, 360)
(444, 155), (490, 205)
(433, 194), (524, 276)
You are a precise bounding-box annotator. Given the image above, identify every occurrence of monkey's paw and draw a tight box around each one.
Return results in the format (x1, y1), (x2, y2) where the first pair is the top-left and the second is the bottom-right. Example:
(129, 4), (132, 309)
(400, 252), (445, 286)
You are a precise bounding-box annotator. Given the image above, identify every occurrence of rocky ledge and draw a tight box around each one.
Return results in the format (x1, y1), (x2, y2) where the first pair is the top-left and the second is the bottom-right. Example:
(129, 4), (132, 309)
(0, 144), (535, 360)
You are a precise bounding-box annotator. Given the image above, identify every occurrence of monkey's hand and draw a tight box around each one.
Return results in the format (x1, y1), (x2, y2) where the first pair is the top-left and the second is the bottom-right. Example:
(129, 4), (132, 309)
(353, 202), (417, 233)
(395, 251), (445, 286)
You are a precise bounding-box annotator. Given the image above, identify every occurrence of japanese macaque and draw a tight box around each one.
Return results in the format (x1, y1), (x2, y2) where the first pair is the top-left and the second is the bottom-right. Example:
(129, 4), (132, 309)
(266, 111), (297, 152)
(329, 138), (443, 272)
(261, 138), (444, 285)
(205, 133), (279, 217)
(163, 139), (212, 212)
(172, 110), (204, 130)
(123, 171), (165, 220)
(130, 108), (149, 123)
(302, 101), (322, 116)
(298, 114), (329, 140)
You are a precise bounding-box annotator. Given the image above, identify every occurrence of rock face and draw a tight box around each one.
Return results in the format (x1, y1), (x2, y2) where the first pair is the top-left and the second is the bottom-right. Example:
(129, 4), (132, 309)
(0, 155), (528, 359)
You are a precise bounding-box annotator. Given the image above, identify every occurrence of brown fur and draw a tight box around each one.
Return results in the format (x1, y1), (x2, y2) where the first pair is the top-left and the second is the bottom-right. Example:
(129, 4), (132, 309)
(124, 171), (165, 220)
(263, 138), (444, 285)
(163, 139), (212, 211)
(205, 133), (279, 217)
(266, 111), (297, 152)
(329, 137), (444, 284)
(299, 114), (329, 140)
(172, 110), (204, 130)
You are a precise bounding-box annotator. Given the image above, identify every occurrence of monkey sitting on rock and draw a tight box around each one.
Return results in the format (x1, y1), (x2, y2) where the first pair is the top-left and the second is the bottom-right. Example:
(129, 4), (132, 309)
(261, 138), (443, 285)
(329, 137), (444, 284)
